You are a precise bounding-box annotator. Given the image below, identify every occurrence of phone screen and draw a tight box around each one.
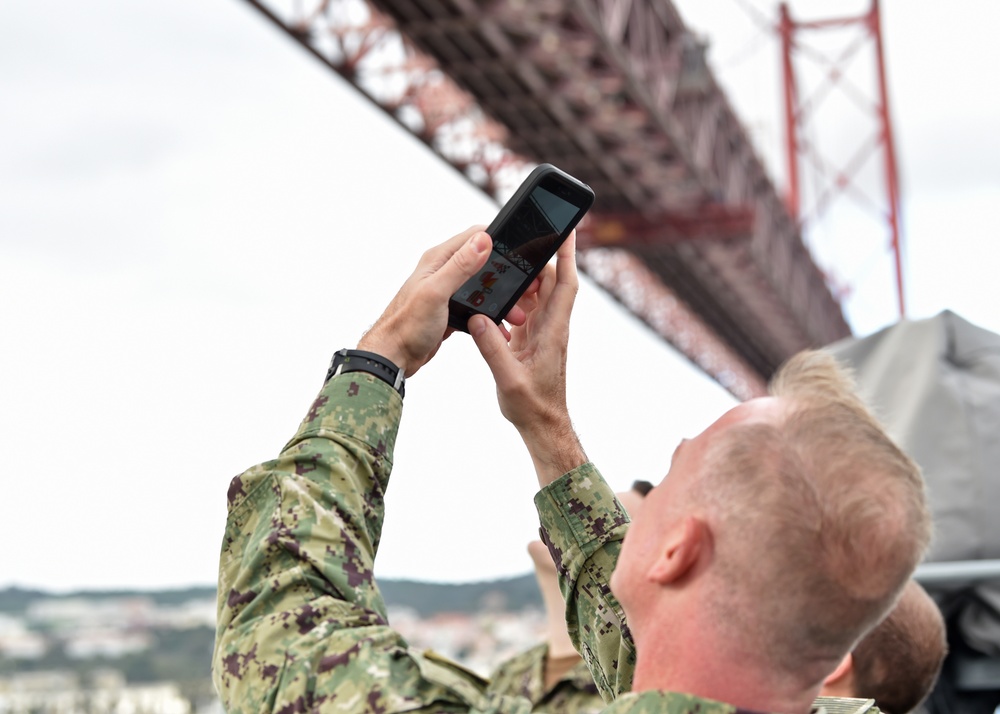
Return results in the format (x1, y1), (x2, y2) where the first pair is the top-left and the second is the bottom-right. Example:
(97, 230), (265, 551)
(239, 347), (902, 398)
(453, 185), (581, 318)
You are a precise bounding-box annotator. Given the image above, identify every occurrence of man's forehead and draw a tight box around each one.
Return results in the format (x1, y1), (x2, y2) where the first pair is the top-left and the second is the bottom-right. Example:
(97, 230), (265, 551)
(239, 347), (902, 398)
(712, 396), (785, 431)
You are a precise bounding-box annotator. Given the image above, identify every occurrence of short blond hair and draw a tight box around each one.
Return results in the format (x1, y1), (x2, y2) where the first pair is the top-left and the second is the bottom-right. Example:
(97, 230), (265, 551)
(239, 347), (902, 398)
(851, 580), (946, 714)
(694, 351), (931, 677)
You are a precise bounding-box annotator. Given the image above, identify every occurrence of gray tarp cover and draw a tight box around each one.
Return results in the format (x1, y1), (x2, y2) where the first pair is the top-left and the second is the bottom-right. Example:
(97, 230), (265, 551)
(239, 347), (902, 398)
(827, 310), (1000, 654)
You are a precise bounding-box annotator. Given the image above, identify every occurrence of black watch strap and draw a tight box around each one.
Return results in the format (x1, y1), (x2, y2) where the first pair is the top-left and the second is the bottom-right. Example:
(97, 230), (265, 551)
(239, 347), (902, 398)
(326, 349), (405, 398)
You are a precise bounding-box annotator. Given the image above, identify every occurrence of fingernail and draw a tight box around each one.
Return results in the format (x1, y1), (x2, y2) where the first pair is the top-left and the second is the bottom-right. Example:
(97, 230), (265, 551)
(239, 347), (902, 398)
(469, 316), (486, 336)
(470, 232), (489, 253)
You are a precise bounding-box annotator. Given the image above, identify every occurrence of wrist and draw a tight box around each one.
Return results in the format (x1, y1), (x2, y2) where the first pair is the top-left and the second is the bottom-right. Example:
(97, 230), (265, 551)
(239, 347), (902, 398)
(327, 348), (406, 398)
(357, 332), (409, 376)
(518, 419), (587, 486)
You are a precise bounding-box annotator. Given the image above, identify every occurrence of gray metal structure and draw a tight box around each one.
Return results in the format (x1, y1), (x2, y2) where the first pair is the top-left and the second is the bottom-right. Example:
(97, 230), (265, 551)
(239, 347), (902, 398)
(829, 311), (1000, 710)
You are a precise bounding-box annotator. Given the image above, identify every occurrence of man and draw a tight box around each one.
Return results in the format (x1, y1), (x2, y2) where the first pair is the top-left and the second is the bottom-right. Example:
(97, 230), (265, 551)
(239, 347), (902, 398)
(468, 232), (932, 712)
(821, 580), (947, 713)
(213, 226), (931, 713)
(487, 483), (652, 714)
(490, 490), (943, 714)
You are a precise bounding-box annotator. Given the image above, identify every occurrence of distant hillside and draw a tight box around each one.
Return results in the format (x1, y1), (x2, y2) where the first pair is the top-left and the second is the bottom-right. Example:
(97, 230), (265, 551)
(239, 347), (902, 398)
(379, 573), (540, 616)
(0, 585), (217, 616)
(0, 574), (541, 617)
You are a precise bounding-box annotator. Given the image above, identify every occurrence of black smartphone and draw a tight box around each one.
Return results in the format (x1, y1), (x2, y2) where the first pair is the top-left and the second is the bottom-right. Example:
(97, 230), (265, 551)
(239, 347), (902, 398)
(448, 164), (595, 332)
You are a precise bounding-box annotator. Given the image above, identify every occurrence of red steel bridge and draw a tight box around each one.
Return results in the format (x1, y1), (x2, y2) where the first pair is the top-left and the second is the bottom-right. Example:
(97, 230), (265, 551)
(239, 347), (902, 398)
(245, 0), (854, 400)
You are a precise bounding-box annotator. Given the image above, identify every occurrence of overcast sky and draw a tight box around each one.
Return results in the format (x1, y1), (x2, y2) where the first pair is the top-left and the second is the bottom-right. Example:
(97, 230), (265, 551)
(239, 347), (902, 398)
(2, 0), (998, 592)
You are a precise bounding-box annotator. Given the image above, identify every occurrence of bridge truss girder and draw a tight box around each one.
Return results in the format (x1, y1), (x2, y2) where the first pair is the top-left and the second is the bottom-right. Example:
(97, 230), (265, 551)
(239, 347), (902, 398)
(245, 0), (852, 399)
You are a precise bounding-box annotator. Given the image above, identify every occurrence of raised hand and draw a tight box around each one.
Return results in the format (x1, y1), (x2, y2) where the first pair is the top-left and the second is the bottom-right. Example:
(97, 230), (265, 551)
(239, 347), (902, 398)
(358, 226), (508, 377)
(469, 234), (587, 485)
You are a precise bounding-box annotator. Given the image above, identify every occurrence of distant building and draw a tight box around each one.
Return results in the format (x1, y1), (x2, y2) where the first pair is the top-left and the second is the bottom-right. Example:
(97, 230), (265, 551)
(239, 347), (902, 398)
(0, 614), (46, 660)
(0, 668), (191, 714)
(64, 628), (152, 659)
(388, 605), (546, 676)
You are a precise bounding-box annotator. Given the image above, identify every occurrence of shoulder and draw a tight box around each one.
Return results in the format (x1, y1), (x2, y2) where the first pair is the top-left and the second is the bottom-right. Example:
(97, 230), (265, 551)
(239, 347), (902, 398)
(492, 643), (548, 677)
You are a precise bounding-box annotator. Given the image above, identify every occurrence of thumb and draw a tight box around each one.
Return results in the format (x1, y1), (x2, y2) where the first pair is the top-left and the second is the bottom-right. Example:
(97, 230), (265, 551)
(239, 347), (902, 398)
(435, 231), (492, 295)
(469, 314), (516, 385)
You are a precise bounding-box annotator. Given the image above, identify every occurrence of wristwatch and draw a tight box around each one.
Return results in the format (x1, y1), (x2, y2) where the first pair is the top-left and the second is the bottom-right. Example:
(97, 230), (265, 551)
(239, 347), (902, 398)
(326, 348), (406, 398)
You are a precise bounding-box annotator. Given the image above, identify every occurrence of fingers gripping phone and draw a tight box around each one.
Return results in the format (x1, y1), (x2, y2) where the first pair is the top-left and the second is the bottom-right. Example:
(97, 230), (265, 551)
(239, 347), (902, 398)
(448, 164), (596, 332)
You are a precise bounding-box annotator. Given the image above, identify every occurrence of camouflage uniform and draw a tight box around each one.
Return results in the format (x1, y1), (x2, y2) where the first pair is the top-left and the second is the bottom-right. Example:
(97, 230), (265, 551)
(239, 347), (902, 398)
(487, 644), (603, 714)
(212, 372), (875, 714)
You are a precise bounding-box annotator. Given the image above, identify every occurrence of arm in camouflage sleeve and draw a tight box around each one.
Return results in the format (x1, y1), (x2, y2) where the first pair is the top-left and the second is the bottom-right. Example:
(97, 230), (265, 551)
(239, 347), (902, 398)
(212, 372), (405, 712)
(467, 236), (635, 701)
(211, 226), (537, 714)
(534, 463), (636, 703)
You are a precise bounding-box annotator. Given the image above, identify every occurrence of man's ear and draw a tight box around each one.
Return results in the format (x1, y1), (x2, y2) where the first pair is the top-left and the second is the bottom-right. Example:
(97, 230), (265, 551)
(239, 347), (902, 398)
(647, 516), (706, 585)
(824, 652), (854, 687)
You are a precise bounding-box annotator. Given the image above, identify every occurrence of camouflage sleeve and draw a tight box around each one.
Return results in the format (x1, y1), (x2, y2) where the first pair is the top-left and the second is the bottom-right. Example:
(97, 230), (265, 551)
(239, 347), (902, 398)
(533, 464), (635, 703)
(212, 373), (492, 713)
